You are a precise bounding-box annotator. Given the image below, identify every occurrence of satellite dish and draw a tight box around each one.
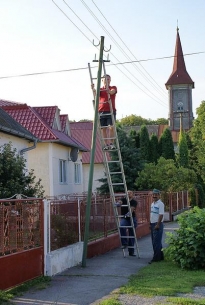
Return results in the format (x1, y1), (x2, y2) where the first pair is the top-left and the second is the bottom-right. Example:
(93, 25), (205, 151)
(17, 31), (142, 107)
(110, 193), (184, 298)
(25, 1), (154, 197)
(70, 147), (79, 162)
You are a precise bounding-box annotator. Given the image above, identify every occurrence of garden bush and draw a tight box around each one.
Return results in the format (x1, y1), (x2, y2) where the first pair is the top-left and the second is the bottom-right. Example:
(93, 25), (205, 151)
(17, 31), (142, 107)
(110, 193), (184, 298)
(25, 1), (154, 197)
(164, 206), (205, 269)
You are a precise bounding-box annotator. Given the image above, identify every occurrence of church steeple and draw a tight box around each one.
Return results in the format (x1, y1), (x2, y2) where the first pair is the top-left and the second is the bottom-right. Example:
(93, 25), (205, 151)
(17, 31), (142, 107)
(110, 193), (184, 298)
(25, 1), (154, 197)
(165, 28), (194, 88)
(165, 28), (194, 132)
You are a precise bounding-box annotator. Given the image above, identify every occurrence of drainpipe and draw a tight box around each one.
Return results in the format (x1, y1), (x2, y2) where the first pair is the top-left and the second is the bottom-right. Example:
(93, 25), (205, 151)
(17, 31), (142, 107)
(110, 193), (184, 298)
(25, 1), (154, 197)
(20, 139), (38, 155)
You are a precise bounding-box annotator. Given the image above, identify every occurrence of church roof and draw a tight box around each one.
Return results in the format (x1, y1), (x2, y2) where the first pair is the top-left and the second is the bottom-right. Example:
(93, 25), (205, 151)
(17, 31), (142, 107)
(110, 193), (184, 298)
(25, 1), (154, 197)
(165, 28), (194, 88)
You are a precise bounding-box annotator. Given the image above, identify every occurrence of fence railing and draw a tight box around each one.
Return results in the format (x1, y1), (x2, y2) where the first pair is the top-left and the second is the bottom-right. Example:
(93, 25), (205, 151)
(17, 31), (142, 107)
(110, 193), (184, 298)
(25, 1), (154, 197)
(0, 191), (190, 257)
(45, 190), (189, 252)
(0, 198), (44, 256)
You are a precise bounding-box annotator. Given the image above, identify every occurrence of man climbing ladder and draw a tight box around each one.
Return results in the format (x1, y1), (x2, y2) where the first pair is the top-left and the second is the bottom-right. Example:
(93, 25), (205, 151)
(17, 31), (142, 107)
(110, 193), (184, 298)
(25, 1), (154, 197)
(91, 74), (117, 150)
(82, 36), (139, 267)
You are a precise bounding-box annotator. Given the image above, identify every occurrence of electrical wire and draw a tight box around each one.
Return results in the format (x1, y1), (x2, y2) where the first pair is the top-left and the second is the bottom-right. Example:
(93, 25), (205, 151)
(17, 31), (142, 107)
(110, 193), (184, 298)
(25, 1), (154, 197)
(61, 0), (168, 106)
(91, 0), (168, 98)
(0, 52), (203, 79)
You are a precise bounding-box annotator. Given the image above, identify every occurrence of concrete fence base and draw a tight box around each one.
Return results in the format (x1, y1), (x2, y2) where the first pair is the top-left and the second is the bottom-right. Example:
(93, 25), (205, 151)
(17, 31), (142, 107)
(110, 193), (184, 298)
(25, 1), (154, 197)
(46, 242), (84, 276)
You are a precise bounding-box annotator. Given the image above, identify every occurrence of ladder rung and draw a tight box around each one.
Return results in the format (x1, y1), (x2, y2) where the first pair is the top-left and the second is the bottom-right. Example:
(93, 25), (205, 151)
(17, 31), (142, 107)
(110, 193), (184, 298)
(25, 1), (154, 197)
(101, 137), (117, 140)
(110, 172), (122, 174)
(112, 183), (125, 186)
(107, 161), (120, 163)
(120, 237), (135, 240)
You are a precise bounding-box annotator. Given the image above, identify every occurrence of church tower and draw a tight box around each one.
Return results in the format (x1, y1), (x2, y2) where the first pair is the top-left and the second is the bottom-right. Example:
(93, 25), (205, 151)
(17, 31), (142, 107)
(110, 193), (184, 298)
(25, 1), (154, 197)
(165, 28), (194, 131)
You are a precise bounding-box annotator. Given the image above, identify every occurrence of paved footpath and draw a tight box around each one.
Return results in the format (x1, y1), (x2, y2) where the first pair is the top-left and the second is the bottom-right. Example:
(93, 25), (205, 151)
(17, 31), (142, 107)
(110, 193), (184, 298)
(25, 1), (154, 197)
(12, 222), (178, 305)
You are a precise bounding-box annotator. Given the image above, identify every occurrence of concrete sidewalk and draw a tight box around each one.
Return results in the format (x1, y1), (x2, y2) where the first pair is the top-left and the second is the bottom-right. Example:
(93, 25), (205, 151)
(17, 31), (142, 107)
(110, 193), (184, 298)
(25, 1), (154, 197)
(12, 222), (178, 305)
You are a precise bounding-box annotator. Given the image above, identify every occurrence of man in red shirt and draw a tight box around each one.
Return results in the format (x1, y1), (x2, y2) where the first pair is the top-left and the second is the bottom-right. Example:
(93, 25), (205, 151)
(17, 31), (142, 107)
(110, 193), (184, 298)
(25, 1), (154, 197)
(92, 74), (117, 150)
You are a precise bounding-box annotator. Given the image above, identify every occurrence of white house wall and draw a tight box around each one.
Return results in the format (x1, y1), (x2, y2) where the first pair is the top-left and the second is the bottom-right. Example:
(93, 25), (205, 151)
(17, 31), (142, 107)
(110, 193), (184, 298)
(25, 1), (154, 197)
(0, 132), (30, 153)
(28, 143), (51, 197)
(82, 163), (104, 193)
(51, 145), (84, 196)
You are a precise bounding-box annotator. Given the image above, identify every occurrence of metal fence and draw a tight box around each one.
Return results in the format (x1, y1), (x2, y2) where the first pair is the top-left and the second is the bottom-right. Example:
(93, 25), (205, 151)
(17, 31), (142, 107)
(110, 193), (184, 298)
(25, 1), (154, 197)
(0, 198), (43, 256)
(45, 191), (163, 251)
(0, 191), (189, 256)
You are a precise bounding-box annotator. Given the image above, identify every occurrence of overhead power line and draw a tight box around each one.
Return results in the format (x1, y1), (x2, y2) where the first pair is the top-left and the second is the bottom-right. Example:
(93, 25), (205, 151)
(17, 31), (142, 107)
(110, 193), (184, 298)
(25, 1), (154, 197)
(91, 0), (167, 98)
(0, 51), (203, 80)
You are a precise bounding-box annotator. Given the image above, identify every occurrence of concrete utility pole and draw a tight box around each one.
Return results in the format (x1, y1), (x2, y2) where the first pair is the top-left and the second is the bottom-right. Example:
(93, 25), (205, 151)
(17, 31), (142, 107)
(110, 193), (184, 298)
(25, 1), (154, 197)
(81, 36), (105, 267)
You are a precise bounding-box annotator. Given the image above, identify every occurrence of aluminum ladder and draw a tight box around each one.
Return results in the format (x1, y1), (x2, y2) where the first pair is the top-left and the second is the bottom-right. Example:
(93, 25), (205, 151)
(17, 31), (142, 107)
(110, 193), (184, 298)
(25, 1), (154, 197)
(88, 61), (140, 258)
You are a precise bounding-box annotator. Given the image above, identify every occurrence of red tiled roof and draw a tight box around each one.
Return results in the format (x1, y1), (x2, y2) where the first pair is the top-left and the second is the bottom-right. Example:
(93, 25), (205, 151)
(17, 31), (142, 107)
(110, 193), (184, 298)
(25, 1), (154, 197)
(2, 104), (58, 140)
(60, 115), (68, 132)
(0, 99), (25, 106)
(70, 122), (104, 164)
(165, 29), (194, 88)
(33, 106), (58, 128)
(1, 104), (87, 151)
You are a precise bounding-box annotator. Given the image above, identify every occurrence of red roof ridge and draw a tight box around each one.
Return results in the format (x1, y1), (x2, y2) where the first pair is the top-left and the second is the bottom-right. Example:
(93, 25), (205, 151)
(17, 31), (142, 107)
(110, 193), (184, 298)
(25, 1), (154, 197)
(0, 99), (26, 106)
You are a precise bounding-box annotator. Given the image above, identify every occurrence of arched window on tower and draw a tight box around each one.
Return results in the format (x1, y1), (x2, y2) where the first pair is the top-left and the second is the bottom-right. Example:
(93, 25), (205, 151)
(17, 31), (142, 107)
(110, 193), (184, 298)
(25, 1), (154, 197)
(177, 102), (184, 111)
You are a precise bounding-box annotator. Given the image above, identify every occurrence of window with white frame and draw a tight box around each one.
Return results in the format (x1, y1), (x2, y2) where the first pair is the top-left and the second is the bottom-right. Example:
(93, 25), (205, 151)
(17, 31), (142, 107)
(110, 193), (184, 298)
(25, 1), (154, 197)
(59, 159), (67, 183)
(74, 163), (81, 184)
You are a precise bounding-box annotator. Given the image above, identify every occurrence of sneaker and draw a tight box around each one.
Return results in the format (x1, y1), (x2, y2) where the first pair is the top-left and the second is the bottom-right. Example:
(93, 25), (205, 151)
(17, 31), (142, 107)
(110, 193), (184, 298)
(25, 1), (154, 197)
(103, 144), (109, 150)
(109, 143), (116, 150)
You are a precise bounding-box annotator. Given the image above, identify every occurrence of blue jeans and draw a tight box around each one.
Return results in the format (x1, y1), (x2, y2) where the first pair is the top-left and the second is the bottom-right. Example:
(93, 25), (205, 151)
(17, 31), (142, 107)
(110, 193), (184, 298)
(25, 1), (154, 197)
(120, 217), (137, 254)
(150, 222), (164, 261)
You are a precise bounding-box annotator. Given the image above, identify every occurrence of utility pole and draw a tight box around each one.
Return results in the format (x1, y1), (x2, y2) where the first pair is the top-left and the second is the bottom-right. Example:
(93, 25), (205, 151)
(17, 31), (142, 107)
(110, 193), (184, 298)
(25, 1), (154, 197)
(82, 36), (105, 267)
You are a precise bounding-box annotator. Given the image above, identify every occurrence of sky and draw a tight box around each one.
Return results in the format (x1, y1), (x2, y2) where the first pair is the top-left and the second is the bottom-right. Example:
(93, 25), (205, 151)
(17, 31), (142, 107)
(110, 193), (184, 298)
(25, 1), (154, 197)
(0, 0), (205, 122)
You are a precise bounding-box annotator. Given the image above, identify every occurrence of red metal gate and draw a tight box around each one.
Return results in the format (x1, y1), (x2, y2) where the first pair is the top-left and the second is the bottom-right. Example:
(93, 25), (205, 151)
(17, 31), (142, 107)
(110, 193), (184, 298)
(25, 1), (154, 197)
(0, 198), (44, 290)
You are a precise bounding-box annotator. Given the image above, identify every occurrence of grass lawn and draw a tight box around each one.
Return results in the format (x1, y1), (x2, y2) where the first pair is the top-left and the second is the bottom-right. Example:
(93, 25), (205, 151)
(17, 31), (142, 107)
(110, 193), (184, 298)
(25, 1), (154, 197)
(0, 276), (51, 304)
(99, 260), (205, 305)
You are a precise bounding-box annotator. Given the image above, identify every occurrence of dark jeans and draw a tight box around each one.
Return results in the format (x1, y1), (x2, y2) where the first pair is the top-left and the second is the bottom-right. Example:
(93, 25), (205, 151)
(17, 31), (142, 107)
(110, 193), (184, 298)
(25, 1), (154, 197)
(150, 222), (164, 261)
(120, 217), (137, 254)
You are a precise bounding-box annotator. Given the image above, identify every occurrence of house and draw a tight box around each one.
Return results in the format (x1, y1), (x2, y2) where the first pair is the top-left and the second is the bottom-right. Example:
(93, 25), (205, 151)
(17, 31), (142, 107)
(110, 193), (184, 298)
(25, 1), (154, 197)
(70, 121), (105, 192)
(0, 100), (88, 197)
(0, 107), (38, 156)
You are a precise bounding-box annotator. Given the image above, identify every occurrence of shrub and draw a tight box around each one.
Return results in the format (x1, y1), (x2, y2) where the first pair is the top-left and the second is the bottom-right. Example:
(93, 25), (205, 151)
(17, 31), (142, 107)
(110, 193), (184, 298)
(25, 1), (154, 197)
(164, 207), (205, 269)
(51, 214), (78, 250)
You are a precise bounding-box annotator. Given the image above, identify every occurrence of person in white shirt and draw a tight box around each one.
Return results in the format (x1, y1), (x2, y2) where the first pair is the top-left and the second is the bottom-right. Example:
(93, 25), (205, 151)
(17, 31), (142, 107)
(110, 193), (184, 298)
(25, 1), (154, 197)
(149, 188), (164, 264)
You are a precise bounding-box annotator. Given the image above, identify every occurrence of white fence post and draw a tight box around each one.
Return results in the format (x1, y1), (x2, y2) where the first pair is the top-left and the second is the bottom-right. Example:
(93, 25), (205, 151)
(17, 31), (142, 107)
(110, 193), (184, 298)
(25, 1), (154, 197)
(43, 199), (50, 276)
(78, 198), (81, 242)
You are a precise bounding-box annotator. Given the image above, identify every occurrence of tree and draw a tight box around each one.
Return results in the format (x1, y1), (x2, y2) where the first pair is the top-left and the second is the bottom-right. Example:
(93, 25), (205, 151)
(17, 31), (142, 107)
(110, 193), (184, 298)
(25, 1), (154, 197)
(190, 101), (205, 185)
(154, 118), (168, 125)
(135, 157), (197, 192)
(178, 131), (189, 167)
(118, 114), (168, 126)
(0, 143), (44, 198)
(139, 125), (150, 163)
(97, 127), (142, 194)
(158, 128), (175, 161)
(119, 115), (149, 126)
(149, 134), (159, 164)
(129, 129), (140, 148)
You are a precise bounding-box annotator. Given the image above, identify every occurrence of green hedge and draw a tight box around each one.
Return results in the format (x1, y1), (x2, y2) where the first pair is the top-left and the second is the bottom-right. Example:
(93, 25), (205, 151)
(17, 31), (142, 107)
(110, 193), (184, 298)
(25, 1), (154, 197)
(164, 207), (205, 269)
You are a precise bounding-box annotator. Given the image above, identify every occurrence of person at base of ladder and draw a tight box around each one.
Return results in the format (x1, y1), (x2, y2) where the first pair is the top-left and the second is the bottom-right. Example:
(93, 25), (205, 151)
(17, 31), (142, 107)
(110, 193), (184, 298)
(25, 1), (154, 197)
(116, 190), (138, 256)
(91, 74), (117, 150)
